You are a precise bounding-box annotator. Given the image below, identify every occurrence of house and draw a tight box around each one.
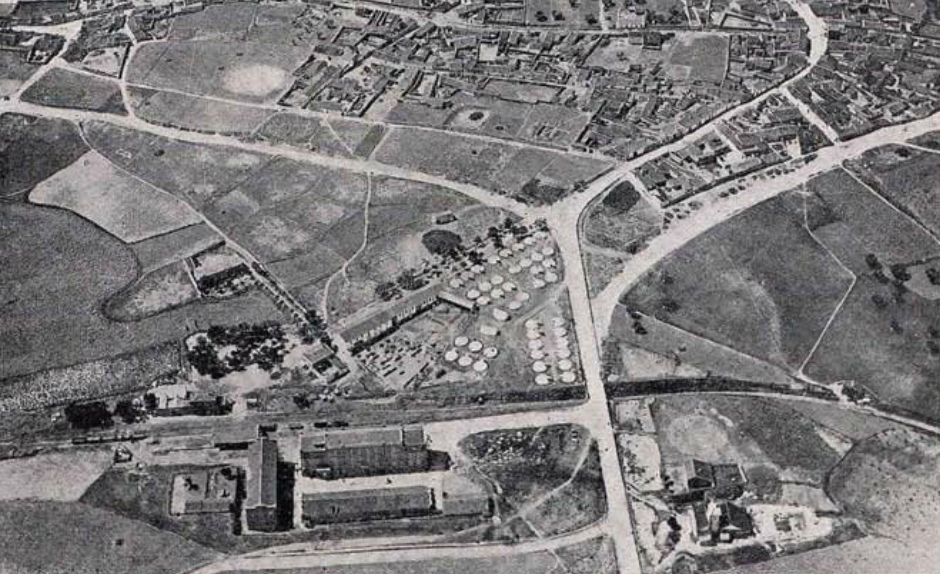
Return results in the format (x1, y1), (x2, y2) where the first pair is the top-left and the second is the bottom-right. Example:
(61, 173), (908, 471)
(301, 425), (430, 479)
(668, 459), (747, 504)
(244, 438), (280, 532)
(302, 486), (434, 525)
(691, 500), (755, 544)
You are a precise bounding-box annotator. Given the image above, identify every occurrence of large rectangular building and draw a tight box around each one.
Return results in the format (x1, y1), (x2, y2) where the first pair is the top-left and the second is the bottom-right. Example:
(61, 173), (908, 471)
(301, 425), (429, 479)
(244, 438), (279, 532)
(301, 486), (434, 525)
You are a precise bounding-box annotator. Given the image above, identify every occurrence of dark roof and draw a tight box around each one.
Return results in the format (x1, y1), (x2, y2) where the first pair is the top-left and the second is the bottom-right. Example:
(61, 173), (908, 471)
(246, 438), (278, 509)
(301, 425), (425, 452)
(302, 486), (432, 514)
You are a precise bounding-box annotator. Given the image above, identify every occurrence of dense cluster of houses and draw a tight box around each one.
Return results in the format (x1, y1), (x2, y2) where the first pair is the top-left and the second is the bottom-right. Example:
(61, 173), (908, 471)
(637, 93), (830, 204)
(0, 29), (63, 64)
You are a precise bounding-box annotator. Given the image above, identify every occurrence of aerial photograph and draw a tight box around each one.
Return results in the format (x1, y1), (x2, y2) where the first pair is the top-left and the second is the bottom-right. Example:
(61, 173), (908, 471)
(0, 0), (938, 570)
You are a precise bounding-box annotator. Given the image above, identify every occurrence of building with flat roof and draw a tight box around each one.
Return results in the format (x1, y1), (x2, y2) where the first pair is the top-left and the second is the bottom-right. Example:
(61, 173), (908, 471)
(300, 424), (429, 479)
(244, 438), (280, 532)
(302, 486), (434, 525)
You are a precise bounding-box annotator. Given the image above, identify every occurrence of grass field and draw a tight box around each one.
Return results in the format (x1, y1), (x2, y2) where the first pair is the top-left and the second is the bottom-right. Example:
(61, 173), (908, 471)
(0, 500), (219, 574)
(555, 536), (619, 574)
(604, 306), (796, 385)
(204, 157), (367, 267)
(128, 40), (310, 104)
(846, 145), (940, 238)
(131, 87), (273, 135)
(802, 275), (940, 421)
(84, 120), (267, 206)
(800, 168), (940, 273)
(584, 181), (662, 253)
(20, 67), (127, 114)
(29, 150), (201, 242)
(0, 113), (88, 197)
(374, 127), (610, 204)
(0, 448), (113, 501)
(253, 113), (356, 158)
(525, 0), (601, 27)
(585, 251), (627, 297)
(828, 429), (940, 549)
(0, 201), (283, 382)
(667, 33), (729, 84)
(621, 194), (853, 372)
(168, 2), (259, 40)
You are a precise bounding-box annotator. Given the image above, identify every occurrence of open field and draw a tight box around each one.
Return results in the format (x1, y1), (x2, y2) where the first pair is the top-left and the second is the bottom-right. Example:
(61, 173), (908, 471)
(718, 536), (939, 574)
(0, 201), (283, 381)
(131, 87), (273, 135)
(0, 51), (41, 97)
(846, 145), (940, 238)
(667, 33), (730, 84)
(0, 113), (88, 197)
(798, 168), (940, 274)
(0, 500), (219, 574)
(0, 448), (113, 501)
(373, 128), (610, 205)
(84, 120), (267, 205)
(204, 157), (367, 272)
(585, 251), (627, 298)
(525, 0), (601, 27)
(555, 536), (619, 574)
(29, 150), (201, 242)
(252, 113), (355, 158)
(127, 40), (311, 105)
(829, 429), (940, 549)
(793, 168), (940, 421)
(604, 307), (796, 386)
(20, 67), (127, 114)
(168, 2), (259, 40)
(802, 275), (940, 421)
(776, 399), (906, 442)
(621, 194), (853, 372)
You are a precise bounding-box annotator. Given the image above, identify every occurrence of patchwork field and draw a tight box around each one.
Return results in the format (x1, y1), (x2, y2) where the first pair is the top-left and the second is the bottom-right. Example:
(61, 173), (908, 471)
(0, 51), (41, 97)
(83, 120), (267, 205)
(846, 144), (940, 238)
(0, 448), (113, 501)
(127, 40), (311, 104)
(130, 87), (273, 135)
(20, 67), (127, 114)
(0, 113), (88, 197)
(107, 259), (200, 321)
(374, 127), (611, 205)
(0, 201), (282, 381)
(621, 194), (853, 372)
(29, 150), (201, 242)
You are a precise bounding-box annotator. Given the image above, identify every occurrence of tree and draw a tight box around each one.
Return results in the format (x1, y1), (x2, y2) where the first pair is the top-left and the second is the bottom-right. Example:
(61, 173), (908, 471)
(375, 281), (400, 302)
(65, 402), (113, 430)
(114, 399), (143, 424)
(421, 229), (463, 256)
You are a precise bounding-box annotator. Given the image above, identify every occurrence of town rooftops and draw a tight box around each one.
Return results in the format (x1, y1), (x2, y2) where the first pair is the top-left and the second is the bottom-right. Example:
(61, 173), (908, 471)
(245, 438), (278, 509)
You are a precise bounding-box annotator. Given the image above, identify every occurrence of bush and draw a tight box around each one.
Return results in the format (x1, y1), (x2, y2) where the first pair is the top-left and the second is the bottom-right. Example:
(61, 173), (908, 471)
(65, 401), (113, 430)
(421, 229), (462, 256)
(601, 181), (641, 213)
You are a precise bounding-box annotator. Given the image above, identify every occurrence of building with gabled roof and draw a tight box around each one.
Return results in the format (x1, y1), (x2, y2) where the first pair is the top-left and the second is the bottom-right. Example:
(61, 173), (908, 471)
(301, 486), (434, 525)
(244, 438), (279, 532)
(300, 425), (429, 479)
